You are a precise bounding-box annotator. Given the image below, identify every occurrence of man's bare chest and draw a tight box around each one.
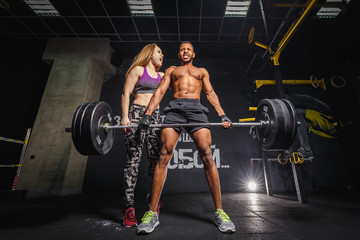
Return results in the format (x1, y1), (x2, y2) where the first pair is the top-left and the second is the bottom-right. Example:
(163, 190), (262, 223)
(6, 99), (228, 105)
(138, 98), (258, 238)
(172, 67), (203, 81)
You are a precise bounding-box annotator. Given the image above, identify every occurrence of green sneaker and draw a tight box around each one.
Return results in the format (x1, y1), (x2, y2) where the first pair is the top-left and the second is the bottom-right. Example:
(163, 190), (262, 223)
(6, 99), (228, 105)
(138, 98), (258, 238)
(214, 209), (236, 233)
(136, 211), (159, 234)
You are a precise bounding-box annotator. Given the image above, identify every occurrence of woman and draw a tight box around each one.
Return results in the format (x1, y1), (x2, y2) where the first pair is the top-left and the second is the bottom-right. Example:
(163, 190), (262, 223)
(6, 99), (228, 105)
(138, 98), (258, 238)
(121, 43), (164, 227)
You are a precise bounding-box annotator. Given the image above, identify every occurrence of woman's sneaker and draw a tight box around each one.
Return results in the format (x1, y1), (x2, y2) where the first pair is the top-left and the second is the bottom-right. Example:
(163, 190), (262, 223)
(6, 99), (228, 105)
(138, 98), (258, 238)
(214, 209), (236, 233)
(123, 207), (138, 227)
(146, 193), (163, 216)
(136, 211), (159, 234)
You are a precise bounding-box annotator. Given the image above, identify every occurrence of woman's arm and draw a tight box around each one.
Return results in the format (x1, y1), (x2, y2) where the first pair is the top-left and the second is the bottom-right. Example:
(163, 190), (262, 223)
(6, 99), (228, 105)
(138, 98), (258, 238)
(121, 66), (142, 129)
(145, 67), (175, 115)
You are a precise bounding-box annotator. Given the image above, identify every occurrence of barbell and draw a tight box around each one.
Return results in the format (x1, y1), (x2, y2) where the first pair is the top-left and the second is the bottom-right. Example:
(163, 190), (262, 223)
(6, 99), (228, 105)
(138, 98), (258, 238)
(65, 98), (297, 155)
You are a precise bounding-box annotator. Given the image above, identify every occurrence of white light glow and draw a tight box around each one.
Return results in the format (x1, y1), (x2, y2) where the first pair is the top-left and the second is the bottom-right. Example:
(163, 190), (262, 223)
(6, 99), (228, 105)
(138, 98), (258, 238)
(248, 181), (257, 191)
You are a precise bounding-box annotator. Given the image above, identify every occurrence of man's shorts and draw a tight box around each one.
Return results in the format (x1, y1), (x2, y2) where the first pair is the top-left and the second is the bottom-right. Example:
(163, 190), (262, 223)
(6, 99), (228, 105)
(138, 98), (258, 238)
(163, 98), (210, 133)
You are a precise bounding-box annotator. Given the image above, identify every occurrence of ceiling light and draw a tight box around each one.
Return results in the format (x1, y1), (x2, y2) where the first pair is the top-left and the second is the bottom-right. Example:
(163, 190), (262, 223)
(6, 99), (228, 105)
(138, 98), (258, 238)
(127, 0), (154, 16)
(316, 0), (350, 19)
(316, 7), (341, 18)
(225, 0), (251, 17)
(0, 0), (9, 9)
(24, 0), (60, 17)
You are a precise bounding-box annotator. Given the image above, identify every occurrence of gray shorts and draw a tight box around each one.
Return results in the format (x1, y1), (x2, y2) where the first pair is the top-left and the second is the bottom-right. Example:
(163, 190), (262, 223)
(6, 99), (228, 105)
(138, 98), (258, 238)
(163, 98), (210, 133)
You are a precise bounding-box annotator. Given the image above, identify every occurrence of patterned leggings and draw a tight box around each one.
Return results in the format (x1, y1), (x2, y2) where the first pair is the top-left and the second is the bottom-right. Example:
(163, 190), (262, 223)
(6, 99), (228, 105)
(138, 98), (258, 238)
(123, 104), (160, 208)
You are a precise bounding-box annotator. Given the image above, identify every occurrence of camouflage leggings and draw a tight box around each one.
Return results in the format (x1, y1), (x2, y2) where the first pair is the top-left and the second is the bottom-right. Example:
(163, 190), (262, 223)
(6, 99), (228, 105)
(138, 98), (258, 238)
(123, 104), (160, 208)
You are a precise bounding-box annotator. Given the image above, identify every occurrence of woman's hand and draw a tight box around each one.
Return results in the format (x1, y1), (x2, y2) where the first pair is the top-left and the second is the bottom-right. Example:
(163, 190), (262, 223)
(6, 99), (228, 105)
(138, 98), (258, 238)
(120, 117), (131, 133)
(165, 66), (176, 76)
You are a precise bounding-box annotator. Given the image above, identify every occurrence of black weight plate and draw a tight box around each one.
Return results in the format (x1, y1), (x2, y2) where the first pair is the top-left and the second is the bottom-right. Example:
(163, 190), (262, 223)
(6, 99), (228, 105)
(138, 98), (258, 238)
(281, 99), (297, 148)
(270, 99), (291, 150)
(89, 102), (115, 155)
(255, 99), (280, 150)
(77, 102), (98, 155)
(72, 102), (90, 141)
(71, 103), (84, 147)
(71, 102), (94, 155)
(80, 102), (99, 155)
(256, 99), (297, 150)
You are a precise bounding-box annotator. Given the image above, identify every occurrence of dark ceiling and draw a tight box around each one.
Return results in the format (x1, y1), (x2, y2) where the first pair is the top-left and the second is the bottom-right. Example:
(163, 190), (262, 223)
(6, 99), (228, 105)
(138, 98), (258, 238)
(0, 0), (359, 78)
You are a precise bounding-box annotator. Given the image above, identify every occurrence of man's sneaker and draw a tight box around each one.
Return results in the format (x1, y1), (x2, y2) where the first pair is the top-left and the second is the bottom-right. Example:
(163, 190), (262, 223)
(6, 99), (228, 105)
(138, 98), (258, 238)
(214, 209), (236, 233)
(123, 207), (137, 227)
(146, 193), (163, 216)
(136, 211), (159, 234)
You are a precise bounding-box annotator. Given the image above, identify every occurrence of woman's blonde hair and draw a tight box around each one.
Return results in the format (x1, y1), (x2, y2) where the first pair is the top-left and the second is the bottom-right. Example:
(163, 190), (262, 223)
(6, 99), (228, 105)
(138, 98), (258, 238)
(125, 43), (160, 78)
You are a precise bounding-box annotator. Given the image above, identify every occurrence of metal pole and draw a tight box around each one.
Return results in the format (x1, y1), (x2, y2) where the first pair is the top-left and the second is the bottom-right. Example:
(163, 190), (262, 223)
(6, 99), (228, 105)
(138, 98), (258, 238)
(290, 160), (308, 203)
(262, 0), (300, 59)
(11, 128), (31, 191)
(107, 121), (266, 130)
(262, 151), (273, 196)
(271, 0), (318, 63)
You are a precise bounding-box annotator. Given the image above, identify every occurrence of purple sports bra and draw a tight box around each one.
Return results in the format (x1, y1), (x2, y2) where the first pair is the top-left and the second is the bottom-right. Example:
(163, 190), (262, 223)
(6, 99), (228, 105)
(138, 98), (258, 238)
(133, 66), (162, 94)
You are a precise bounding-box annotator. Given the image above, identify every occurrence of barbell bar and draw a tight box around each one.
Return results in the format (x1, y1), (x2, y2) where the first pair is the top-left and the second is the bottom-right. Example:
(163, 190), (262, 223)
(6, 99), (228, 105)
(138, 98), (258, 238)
(64, 120), (266, 133)
(65, 99), (298, 155)
(104, 121), (266, 130)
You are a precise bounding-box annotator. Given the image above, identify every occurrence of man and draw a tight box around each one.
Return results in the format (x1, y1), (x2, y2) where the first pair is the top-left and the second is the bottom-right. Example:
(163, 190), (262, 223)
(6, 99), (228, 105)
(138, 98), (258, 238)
(136, 41), (236, 234)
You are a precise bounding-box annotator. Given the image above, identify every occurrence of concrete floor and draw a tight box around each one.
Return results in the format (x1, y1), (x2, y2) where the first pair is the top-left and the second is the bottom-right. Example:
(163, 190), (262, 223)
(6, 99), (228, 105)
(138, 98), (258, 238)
(1, 190), (360, 240)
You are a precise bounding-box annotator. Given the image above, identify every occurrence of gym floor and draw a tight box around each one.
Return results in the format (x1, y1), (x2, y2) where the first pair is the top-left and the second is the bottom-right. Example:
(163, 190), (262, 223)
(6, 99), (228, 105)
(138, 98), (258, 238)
(1, 190), (360, 240)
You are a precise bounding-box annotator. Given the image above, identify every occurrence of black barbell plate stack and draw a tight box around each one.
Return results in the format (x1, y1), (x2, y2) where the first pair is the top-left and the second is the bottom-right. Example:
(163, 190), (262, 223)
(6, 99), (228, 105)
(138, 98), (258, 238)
(255, 99), (280, 150)
(255, 99), (297, 150)
(89, 101), (115, 155)
(80, 102), (98, 155)
(74, 102), (114, 155)
(71, 102), (115, 155)
(71, 102), (86, 148)
(281, 99), (297, 148)
(71, 102), (94, 155)
(273, 99), (292, 150)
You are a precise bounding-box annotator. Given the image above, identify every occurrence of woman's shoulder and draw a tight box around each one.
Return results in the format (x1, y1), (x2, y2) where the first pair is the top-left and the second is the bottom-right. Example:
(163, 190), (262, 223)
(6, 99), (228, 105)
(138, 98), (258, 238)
(129, 65), (145, 77)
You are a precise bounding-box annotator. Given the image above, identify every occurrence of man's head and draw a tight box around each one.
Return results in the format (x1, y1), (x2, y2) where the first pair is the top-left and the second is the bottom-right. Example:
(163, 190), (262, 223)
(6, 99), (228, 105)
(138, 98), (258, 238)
(178, 41), (195, 64)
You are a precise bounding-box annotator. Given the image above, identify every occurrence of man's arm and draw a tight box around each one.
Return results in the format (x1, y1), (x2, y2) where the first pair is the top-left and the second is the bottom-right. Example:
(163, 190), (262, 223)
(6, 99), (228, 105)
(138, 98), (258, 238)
(144, 67), (174, 115)
(201, 68), (225, 116)
(138, 67), (175, 131)
(201, 68), (232, 128)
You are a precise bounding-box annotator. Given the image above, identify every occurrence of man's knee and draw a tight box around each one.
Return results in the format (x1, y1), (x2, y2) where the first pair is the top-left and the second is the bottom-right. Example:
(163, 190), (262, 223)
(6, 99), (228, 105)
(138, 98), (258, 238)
(158, 146), (173, 167)
(199, 147), (214, 168)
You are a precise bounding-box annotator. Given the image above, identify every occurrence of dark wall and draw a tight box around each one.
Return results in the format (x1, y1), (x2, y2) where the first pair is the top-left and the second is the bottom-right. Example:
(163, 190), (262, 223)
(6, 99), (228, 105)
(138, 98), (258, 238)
(0, 40), (50, 190)
(0, 38), (358, 195)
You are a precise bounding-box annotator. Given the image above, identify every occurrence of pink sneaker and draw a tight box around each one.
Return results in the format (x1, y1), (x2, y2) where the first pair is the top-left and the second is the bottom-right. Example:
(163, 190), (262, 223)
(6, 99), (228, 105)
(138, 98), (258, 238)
(156, 201), (163, 216)
(123, 207), (138, 227)
(146, 193), (163, 216)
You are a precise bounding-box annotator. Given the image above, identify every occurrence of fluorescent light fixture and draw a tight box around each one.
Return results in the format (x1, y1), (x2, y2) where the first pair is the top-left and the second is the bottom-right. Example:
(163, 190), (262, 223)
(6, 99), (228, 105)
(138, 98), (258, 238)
(316, 0), (350, 19)
(24, 0), (60, 16)
(127, 0), (154, 16)
(225, 0), (251, 17)
(316, 7), (341, 18)
(326, 0), (350, 2)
